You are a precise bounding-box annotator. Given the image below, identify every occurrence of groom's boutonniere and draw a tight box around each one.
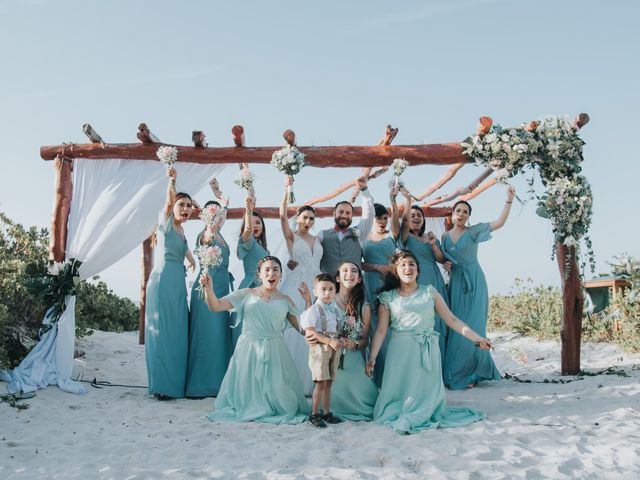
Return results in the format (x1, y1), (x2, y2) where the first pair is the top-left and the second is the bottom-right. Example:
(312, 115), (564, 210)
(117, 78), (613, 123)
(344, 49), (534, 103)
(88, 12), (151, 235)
(351, 227), (360, 240)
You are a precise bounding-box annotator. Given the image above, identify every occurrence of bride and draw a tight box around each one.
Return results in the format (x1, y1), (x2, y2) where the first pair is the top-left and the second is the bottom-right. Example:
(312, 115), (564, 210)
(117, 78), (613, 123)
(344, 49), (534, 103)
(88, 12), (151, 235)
(278, 175), (322, 396)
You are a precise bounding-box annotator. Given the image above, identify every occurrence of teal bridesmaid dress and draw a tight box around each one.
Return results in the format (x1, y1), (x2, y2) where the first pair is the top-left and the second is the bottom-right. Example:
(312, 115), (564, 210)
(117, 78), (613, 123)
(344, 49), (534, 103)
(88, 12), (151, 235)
(441, 223), (501, 390)
(330, 304), (378, 421)
(374, 286), (485, 434)
(186, 234), (232, 397)
(233, 236), (268, 349)
(145, 215), (189, 398)
(403, 234), (450, 367)
(362, 236), (397, 386)
(206, 290), (309, 424)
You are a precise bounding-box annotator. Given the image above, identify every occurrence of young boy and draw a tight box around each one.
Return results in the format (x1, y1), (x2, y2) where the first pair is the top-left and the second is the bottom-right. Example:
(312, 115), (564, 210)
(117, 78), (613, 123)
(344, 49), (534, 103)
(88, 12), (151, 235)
(300, 273), (345, 428)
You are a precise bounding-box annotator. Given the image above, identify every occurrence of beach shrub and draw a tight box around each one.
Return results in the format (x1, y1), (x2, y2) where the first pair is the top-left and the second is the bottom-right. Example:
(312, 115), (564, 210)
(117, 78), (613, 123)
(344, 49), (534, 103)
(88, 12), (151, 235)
(0, 211), (139, 370)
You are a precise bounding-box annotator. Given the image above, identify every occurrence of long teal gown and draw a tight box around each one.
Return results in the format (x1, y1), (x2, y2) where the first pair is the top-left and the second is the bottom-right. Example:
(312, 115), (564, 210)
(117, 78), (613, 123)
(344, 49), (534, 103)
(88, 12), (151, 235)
(330, 304), (378, 421)
(403, 234), (450, 367)
(186, 233), (232, 397)
(145, 215), (189, 398)
(374, 286), (485, 434)
(207, 290), (309, 424)
(441, 223), (501, 390)
(362, 236), (397, 387)
(233, 236), (268, 349)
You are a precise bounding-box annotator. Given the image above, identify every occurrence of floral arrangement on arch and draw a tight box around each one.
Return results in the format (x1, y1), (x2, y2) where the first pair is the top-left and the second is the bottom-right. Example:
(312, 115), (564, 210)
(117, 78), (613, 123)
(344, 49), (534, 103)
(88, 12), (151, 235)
(462, 115), (594, 272)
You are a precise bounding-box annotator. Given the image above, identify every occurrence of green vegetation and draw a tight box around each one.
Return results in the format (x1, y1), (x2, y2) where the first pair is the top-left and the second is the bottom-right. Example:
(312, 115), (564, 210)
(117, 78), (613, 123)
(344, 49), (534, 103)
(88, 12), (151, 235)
(0, 211), (139, 370)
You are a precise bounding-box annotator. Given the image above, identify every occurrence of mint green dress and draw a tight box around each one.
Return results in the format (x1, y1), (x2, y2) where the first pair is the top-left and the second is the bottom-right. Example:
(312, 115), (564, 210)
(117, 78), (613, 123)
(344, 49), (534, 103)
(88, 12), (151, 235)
(362, 236), (397, 387)
(207, 290), (309, 424)
(145, 215), (189, 398)
(374, 286), (485, 434)
(233, 236), (268, 349)
(186, 233), (232, 397)
(403, 234), (450, 367)
(330, 304), (378, 421)
(441, 223), (501, 390)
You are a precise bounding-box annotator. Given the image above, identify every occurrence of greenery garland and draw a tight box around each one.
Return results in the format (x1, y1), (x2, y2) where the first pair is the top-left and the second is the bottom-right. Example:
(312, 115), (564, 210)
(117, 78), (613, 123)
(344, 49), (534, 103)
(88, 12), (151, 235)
(461, 115), (595, 273)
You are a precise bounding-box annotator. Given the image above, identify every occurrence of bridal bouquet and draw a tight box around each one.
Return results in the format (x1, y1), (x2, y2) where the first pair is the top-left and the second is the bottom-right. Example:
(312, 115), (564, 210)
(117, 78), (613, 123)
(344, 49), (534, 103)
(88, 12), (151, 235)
(234, 167), (255, 192)
(199, 203), (225, 230)
(337, 314), (364, 369)
(389, 158), (409, 188)
(156, 146), (178, 168)
(271, 145), (307, 202)
(195, 245), (224, 297)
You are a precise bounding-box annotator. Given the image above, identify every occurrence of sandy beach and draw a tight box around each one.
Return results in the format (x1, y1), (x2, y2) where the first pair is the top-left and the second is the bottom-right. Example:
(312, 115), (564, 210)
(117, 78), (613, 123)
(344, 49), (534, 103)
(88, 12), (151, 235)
(2, 330), (639, 479)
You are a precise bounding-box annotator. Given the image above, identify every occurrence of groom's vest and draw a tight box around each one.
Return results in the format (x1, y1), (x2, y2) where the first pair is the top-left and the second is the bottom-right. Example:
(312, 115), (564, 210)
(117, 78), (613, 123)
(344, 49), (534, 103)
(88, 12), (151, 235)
(320, 228), (362, 276)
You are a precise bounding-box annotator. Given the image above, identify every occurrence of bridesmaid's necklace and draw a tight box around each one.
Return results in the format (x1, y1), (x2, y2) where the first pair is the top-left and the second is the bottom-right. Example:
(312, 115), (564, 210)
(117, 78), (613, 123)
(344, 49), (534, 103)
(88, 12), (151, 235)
(258, 287), (276, 301)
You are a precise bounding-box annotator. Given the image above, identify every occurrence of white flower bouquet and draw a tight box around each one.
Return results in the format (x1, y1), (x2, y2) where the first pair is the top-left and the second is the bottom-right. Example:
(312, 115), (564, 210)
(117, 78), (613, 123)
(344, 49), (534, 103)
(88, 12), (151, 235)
(199, 203), (225, 230)
(271, 145), (307, 202)
(389, 158), (409, 188)
(156, 146), (178, 168)
(234, 167), (255, 192)
(195, 244), (224, 298)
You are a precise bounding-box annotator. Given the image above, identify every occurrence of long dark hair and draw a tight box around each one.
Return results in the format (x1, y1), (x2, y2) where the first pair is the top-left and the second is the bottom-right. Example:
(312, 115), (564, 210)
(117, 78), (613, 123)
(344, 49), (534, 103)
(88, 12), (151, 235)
(335, 261), (366, 319)
(378, 250), (421, 294)
(240, 209), (268, 251)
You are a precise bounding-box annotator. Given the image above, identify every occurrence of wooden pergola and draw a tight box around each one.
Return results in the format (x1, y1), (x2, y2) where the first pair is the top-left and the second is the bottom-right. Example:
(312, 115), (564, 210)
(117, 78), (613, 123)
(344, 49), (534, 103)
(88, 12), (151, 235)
(40, 118), (588, 375)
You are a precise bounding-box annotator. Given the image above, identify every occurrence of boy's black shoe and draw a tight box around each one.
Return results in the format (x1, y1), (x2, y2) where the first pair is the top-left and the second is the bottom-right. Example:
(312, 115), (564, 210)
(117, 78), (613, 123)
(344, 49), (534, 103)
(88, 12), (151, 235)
(323, 412), (344, 424)
(309, 414), (327, 428)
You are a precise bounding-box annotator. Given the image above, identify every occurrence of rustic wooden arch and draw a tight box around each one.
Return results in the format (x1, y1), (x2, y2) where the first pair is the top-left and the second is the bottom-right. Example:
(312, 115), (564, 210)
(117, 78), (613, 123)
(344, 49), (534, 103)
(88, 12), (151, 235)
(41, 116), (588, 374)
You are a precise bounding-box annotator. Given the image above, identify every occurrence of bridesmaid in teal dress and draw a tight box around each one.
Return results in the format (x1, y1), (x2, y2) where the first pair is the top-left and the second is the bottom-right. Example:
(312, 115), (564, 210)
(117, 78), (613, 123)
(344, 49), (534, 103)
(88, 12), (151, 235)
(330, 261), (378, 421)
(366, 250), (491, 434)
(400, 189), (451, 367)
(234, 196), (268, 349)
(201, 256), (309, 424)
(441, 185), (515, 390)
(361, 187), (401, 386)
(186, 199), (233, 398)
(145, 167), (195, 399)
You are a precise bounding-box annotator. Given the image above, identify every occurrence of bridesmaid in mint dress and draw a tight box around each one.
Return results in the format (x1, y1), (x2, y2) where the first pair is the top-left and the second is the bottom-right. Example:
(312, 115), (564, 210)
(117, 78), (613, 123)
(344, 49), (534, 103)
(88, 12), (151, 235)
(330, 261), (378, 421)
(233, 196), (268, 349)
(361, 188), (401, 386)
(145, 167), (195, 399)
(186, 200), (233, 398)
(366, 250), (491, 434)
(400, 189), (451, 367)
(201, 256), (309, 424)
(441, 185), (515, 390)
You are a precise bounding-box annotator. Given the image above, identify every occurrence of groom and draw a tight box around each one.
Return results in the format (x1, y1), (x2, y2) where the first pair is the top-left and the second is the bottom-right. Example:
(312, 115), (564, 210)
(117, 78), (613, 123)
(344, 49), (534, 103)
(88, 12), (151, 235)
(317, 176), (374, 276)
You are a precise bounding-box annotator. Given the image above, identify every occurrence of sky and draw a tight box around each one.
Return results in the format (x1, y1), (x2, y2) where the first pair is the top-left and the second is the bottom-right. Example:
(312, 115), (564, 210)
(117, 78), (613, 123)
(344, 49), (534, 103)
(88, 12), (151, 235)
(0, 0), (638, 301)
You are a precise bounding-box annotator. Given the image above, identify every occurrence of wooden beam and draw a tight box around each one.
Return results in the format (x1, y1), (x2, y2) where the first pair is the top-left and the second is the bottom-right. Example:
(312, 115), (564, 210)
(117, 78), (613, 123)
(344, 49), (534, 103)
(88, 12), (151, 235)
(40, 142), (470, 167)
(136, 123), (160, 143)
(139, 235), (154, 345)
(192, 131), (207, 148)
(192, 205), (451, 219)
(556, 242), (584, 375)
(82, 124), (104, 144)
(49, 155), (73, 262)
(232, 125), (245, 147)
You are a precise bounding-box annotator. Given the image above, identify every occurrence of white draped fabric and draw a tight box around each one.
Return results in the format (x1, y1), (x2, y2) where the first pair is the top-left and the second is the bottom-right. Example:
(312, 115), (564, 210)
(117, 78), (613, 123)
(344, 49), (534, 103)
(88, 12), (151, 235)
(1, 159), (225, 394)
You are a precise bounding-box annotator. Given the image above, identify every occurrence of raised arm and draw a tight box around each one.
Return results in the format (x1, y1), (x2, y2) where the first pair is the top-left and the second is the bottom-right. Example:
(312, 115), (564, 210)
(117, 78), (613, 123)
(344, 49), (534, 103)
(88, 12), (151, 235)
(210, 178), (229, 230)
(366, 302), (390, 376)
(433, 290), (492, 349)
(489, 185), (516, 232)
(279, 176), (295, 254)
(389, 186), (400, 241)
(241, 196), (255, 243)
(426, 232), (447, 263)
(399, 187), (413, 243)
(163, 167), (177, 217)
(200, 273), (234, 312)
(356, 176), (375, 239)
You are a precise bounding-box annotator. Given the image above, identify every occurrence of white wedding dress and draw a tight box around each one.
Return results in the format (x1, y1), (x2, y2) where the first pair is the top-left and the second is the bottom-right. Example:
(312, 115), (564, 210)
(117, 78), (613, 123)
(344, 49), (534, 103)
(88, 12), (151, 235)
(280, 233), (323, 396)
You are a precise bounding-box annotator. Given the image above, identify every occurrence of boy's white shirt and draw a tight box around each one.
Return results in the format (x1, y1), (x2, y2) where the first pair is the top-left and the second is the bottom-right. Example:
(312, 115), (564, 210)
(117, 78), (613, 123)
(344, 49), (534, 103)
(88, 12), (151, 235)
(300, 300), (340, 333)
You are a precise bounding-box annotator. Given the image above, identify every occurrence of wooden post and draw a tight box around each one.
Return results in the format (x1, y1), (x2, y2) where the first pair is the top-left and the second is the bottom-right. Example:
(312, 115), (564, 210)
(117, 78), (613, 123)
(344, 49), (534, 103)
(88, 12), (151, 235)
(138, 235), (154, 345)
(49, 155), (74, 262)
(556, 242), (584, 375)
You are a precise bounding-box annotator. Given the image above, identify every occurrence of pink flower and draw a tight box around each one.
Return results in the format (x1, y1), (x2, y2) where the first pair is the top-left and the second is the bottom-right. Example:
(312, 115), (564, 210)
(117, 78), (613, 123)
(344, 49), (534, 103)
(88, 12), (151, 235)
(346, 316), (356, 327)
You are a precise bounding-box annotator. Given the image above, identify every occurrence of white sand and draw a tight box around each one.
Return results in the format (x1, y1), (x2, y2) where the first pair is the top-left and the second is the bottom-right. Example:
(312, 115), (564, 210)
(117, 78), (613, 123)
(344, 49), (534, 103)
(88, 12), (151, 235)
(2, 330), (640, 479)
